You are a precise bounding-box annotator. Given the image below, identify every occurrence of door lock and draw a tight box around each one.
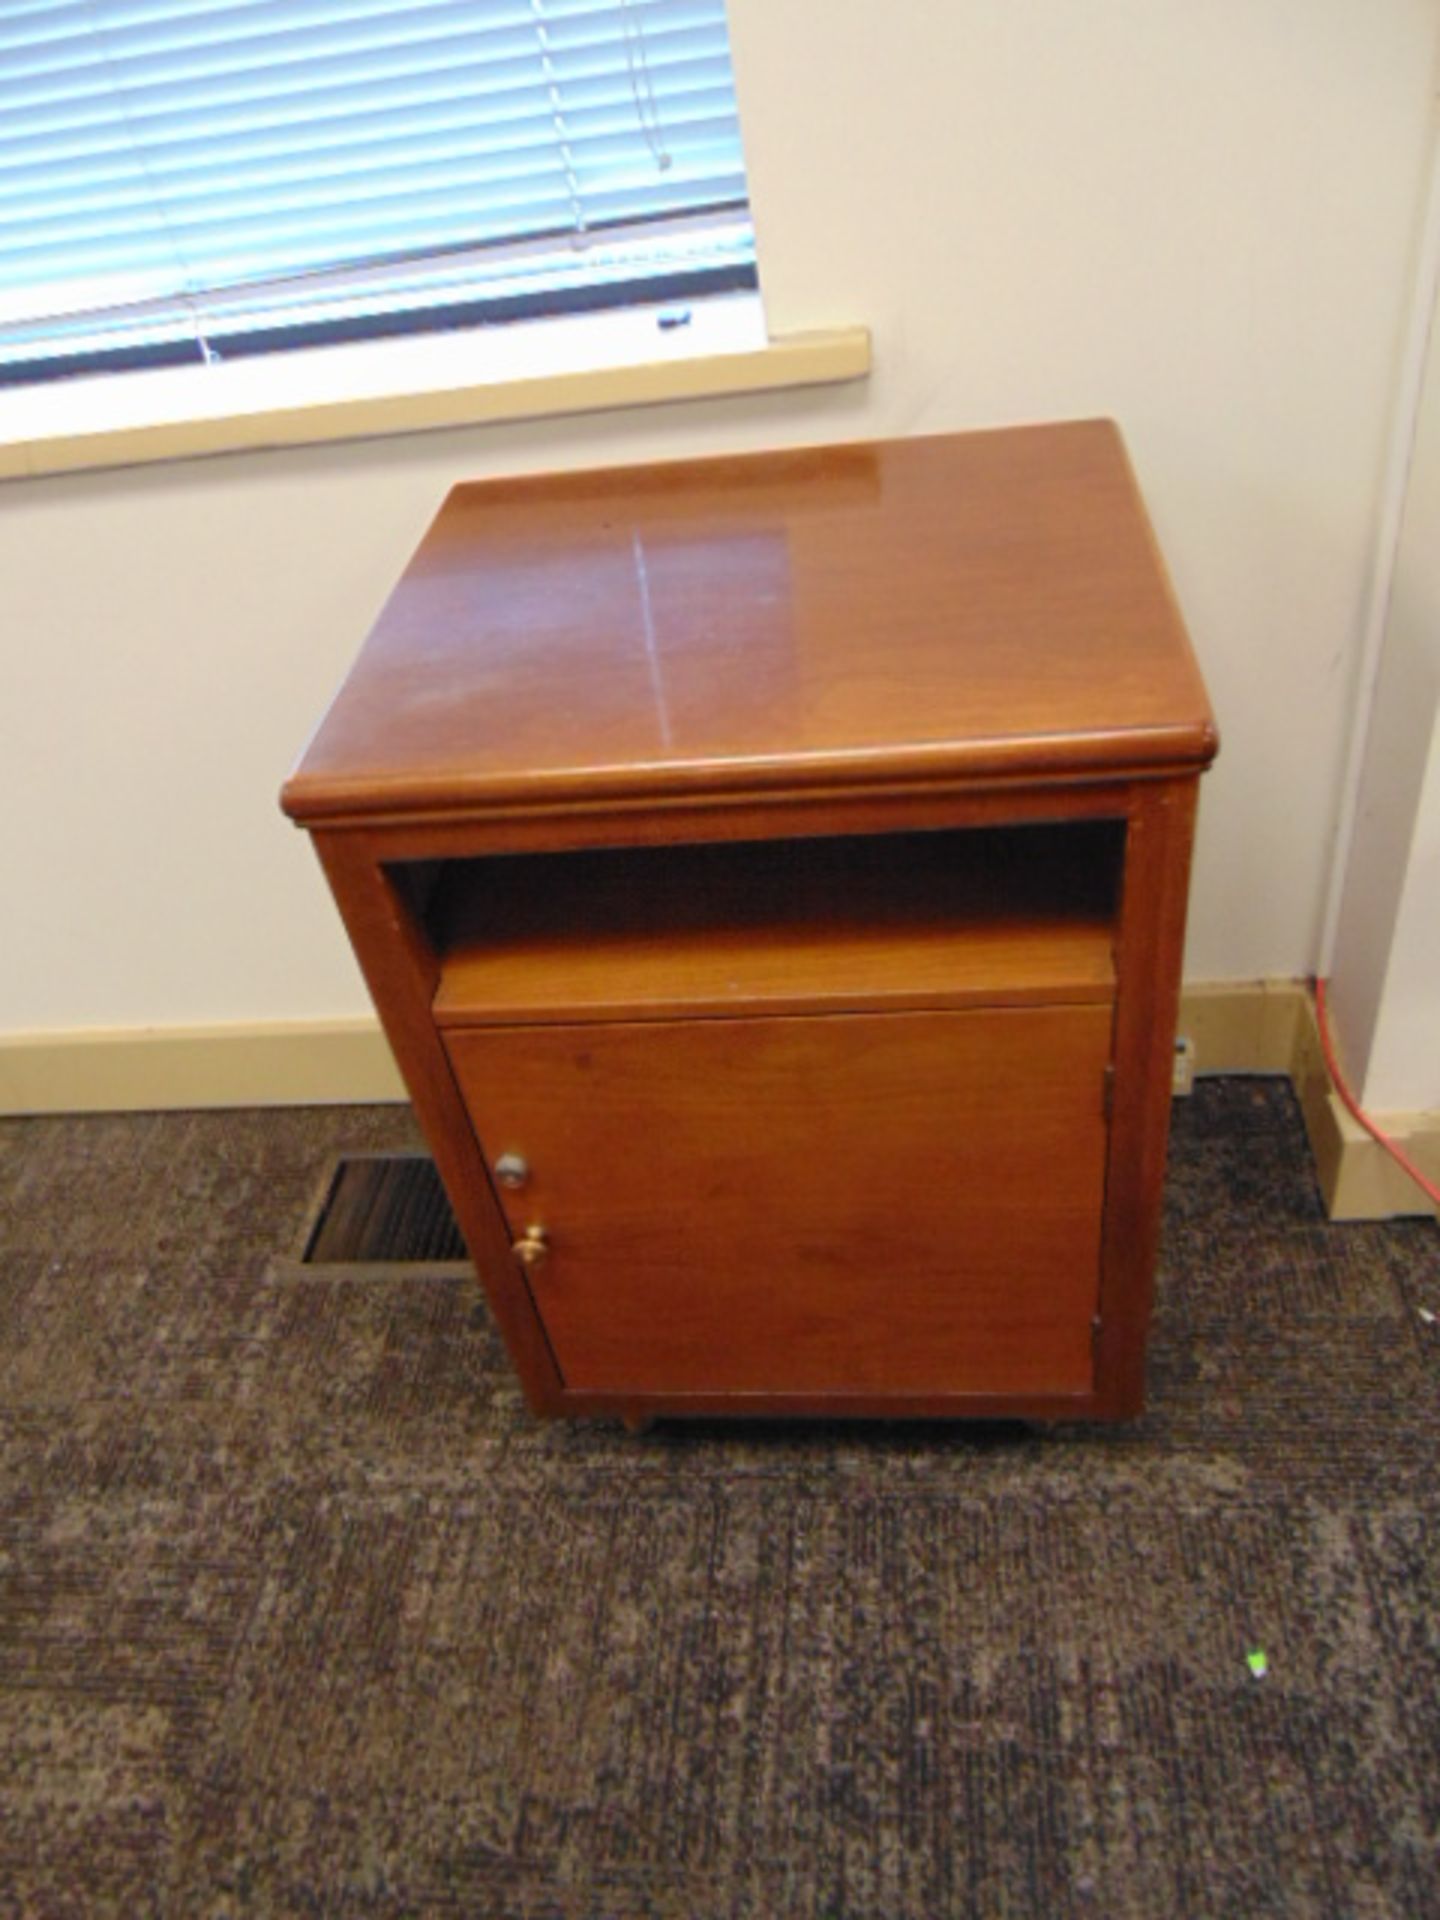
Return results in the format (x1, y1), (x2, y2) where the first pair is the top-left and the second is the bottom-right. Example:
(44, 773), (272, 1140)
(512, 1225), (549, 1271)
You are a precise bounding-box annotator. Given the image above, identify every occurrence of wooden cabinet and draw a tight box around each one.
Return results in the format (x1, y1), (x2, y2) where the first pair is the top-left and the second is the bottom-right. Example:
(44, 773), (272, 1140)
(282, 422), (1216, 1425)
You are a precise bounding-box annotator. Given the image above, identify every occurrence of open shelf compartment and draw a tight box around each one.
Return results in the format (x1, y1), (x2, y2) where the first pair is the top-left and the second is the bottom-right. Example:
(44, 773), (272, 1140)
(422, 818), (1125, 1027)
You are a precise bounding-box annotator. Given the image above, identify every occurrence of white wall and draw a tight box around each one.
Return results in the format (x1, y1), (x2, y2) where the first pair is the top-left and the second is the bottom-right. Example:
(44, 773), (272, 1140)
(4, 0), (1438, 1036)
(1328, 225), (1440, 1113)
(1364, 722), (1440, 1111)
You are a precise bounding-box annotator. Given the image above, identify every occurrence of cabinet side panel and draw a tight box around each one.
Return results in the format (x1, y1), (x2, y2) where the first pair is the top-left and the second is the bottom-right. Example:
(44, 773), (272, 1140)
(312, 830), (565, 1411)
(1097, 780), (1200, 1415)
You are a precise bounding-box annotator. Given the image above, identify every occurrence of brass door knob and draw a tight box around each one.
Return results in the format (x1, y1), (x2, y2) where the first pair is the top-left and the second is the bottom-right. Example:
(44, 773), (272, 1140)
(512, 1226), (549, 1271)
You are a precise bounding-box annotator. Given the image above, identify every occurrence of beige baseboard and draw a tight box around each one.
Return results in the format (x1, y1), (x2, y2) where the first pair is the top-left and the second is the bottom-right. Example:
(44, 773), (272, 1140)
(0, 1018), (405, 1115)
(1287, 998), (1440, 1223)
(4, 984), (1436, 1221)
(1178, 979), (1439, 1222)
(1178, 979), (1310, 1079)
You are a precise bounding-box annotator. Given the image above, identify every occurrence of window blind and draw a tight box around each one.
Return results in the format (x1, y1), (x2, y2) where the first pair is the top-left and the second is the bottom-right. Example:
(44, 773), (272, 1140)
(0, 0), (756, 385)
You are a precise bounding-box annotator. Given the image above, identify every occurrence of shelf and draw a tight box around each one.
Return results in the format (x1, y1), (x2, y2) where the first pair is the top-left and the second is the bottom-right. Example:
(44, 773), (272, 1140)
(428, 821), (1121, 1027)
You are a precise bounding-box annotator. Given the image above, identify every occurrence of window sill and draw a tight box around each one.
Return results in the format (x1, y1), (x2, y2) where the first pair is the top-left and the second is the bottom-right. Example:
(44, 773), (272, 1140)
(0, 296), (870, 482)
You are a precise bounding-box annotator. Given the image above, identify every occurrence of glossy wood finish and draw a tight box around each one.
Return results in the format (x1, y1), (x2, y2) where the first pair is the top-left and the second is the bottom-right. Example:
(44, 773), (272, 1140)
(283, 423), (1217, 1424)
(445, 1005), (1112, 1397)
(281, 421), (1214, 833)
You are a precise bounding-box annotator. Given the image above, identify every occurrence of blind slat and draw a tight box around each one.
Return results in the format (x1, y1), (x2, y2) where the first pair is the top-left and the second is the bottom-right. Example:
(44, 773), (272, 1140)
(0, 84), (741, 226)
(1, 66), (731, 176)
(0, 16), (729, 134)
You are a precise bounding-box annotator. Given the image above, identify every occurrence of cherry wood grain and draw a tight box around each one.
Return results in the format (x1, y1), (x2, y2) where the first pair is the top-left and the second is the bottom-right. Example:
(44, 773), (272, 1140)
(431, 823), (1120, 1026)
(282, 421), (1215, 828)
(445, 1005), (1112, 1397)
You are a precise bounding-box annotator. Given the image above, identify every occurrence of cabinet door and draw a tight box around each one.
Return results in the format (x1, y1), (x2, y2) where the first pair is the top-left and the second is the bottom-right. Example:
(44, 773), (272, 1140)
(444, 1005), (1112, 1399)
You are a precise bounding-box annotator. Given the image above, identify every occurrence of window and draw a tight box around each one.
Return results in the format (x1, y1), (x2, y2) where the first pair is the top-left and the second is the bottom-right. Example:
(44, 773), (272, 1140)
(0, 0), (757, 389)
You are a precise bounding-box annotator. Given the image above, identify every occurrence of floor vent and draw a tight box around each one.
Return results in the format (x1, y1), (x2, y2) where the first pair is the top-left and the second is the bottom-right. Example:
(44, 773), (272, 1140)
(303, 1154), (467, 1264)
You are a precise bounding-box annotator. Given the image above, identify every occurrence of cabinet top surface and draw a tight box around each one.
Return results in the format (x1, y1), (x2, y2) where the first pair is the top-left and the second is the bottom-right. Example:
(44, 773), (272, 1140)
(283, 420), (1216, 825)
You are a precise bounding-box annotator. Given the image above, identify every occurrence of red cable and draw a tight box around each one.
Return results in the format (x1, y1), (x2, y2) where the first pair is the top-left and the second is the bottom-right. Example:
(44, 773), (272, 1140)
(1313, 976), (1440, 1211)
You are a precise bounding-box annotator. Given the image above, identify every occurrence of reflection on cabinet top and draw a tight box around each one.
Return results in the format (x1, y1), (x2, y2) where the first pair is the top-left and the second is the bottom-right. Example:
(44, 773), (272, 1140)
(429, 822), (1121, 1026)
(282, 421), (1216, 828)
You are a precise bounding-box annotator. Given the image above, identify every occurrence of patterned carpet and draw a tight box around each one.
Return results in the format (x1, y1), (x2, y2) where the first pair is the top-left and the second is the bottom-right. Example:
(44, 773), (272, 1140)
(1, 1081), (1438, 1918)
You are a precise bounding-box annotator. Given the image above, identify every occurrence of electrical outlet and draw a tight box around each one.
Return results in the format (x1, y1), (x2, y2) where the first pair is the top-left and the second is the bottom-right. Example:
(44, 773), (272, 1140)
(1172, 1035), (1195, 1097)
